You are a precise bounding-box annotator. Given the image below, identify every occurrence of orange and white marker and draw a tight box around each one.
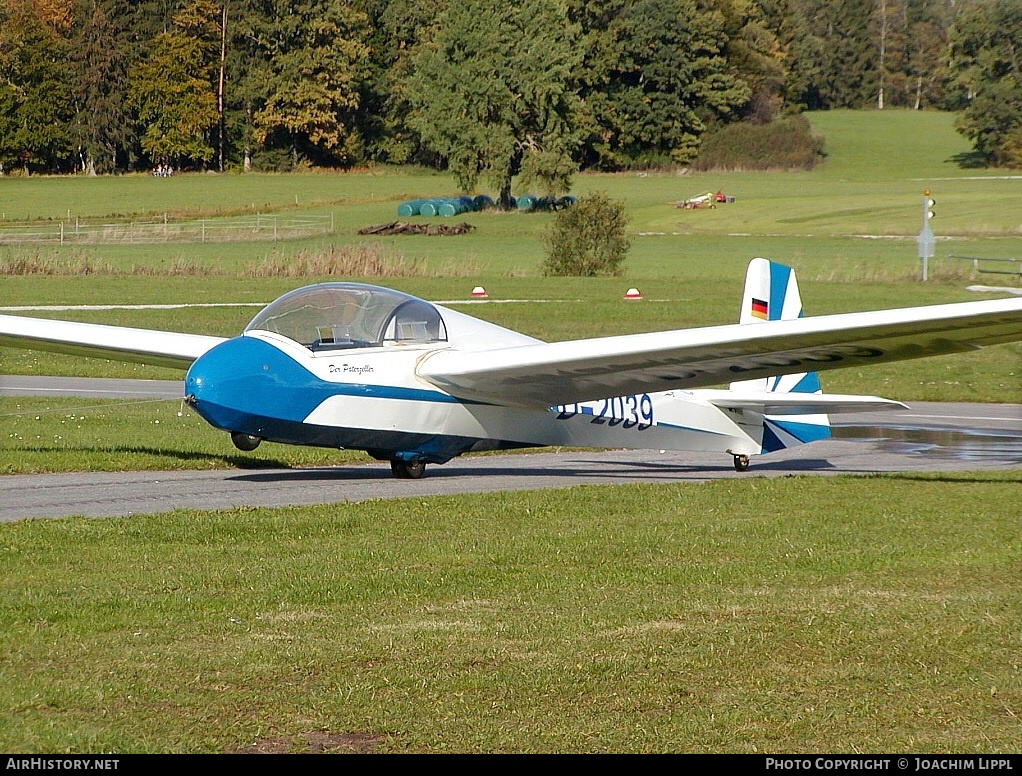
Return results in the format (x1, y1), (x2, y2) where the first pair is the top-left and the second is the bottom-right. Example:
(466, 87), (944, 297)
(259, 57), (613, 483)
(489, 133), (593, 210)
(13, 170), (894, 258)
(471, 286), (488, 298)
(624, 287), (642, 300)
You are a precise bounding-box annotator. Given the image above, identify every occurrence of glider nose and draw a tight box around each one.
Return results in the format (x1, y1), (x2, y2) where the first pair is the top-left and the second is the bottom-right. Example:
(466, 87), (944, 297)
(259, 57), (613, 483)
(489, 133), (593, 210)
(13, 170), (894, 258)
(185, 339), (236, 404)
(184, 335), (328, 441)
(184, 336), (276, 435)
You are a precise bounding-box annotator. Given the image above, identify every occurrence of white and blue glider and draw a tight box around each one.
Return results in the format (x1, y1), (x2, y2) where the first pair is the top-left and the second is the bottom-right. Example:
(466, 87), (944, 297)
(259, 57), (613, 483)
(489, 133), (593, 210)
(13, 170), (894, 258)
(1, 259), (1020, 477)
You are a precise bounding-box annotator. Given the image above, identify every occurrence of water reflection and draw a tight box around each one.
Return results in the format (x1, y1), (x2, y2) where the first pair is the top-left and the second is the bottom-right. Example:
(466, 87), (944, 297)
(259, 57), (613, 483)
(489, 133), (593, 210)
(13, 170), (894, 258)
(831, 424), (1022, 463)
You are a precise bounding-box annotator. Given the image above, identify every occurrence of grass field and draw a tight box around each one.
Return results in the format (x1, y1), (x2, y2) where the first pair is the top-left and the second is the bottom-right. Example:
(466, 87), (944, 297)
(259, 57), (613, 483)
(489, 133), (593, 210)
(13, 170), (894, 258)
(2, 111), (1022, 278)
(1, 110), (1021, 753)
(1, 474), (1020, 753)
(0, 476), (1017, 756)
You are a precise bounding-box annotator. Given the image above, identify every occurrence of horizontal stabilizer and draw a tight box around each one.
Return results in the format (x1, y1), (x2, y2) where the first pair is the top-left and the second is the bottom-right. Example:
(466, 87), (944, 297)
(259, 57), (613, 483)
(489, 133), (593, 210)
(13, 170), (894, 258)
(693, 390), (907, 416)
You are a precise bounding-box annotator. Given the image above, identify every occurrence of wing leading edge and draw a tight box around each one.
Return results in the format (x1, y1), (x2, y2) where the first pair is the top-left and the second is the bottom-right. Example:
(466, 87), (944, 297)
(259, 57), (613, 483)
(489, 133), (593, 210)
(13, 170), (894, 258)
(0, 314), (225, 370)
(418, 297), (1022, 408)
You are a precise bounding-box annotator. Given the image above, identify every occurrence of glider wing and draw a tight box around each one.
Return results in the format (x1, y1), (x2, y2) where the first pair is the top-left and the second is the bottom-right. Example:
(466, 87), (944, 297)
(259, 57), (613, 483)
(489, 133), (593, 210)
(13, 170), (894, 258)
(418, 297), (1022, 408)
(0, 314), (225, 370)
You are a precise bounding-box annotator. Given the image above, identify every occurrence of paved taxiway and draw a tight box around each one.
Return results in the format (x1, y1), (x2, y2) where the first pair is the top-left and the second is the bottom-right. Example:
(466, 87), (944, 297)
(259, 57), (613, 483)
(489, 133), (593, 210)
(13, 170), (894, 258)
(0, 375), (184, 400)
(1, 374), (1018, 521)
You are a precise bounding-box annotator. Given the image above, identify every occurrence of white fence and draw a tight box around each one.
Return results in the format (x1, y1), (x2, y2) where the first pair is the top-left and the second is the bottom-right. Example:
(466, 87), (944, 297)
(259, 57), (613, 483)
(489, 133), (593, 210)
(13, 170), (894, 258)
(948, 254), (1022, 278)
(0, 214), (334, 244)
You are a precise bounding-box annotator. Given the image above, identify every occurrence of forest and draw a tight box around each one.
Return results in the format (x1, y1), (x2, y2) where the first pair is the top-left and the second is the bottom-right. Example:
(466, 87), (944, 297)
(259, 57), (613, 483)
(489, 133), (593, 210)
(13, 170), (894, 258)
(0, 0), (1019, 184)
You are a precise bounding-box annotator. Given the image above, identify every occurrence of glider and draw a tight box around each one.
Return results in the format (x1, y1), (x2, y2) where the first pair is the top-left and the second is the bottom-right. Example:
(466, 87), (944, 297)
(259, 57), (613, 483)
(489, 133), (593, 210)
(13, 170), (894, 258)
(1, 258), (1020, 478)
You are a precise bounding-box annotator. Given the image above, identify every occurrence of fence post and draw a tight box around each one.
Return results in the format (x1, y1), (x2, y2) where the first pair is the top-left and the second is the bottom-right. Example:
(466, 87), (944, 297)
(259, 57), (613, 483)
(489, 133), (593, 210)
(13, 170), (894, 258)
(60, 222), (64, 244)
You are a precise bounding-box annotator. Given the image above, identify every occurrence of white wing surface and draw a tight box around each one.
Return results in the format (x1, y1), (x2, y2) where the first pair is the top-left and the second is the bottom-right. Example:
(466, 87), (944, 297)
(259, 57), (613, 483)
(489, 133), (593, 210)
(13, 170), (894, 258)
(418, 297), (1022, 408)
(0, 314), (225, 370)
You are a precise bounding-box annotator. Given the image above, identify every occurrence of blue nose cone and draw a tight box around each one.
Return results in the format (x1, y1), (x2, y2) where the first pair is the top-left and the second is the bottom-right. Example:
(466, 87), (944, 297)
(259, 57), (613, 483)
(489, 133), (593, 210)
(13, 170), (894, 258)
(185, 336), (328, 438)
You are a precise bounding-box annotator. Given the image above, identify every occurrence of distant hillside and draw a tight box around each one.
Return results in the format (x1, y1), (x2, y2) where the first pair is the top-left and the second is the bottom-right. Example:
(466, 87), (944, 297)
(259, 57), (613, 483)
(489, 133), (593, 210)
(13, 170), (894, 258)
(806, 110), (973, 181)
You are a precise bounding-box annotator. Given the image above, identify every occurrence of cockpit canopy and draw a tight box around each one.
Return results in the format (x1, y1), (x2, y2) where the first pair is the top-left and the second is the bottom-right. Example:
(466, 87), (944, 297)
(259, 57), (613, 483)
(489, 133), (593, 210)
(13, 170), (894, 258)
(245, 283), (448, 351)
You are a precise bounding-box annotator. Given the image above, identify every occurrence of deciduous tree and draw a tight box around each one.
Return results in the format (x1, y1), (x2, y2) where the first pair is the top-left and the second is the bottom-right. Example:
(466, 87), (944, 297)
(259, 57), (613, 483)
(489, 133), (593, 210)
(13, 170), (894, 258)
(407, 0), (582, 206)
(129, 0), (221, 167)
(250, 0), (371, 168)
(950, 0), (1022, 167)
(0, 0), (75, 173)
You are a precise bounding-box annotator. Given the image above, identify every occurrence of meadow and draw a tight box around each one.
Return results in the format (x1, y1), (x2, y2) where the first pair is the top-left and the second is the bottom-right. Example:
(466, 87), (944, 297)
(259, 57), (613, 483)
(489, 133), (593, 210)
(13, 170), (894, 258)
(0, 110), (1020, 753)
(1, 474), (1020, 753)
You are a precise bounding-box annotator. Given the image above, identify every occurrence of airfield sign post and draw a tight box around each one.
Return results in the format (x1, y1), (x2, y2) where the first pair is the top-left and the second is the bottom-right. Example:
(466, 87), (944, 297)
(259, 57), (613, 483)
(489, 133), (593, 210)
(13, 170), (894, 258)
(917, 190), (936, 281)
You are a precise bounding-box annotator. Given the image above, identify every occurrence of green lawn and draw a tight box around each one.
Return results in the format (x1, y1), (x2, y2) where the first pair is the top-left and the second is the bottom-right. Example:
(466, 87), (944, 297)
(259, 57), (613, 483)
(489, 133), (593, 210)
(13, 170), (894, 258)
(1, 474), (1019, 753)
(1, 110), (1021, 277)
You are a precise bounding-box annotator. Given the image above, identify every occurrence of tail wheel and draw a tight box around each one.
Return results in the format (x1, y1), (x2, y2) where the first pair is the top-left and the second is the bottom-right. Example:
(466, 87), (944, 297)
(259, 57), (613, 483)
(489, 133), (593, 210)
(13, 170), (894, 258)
(391, 459), (426, 479)
(733, 454), (750, 472)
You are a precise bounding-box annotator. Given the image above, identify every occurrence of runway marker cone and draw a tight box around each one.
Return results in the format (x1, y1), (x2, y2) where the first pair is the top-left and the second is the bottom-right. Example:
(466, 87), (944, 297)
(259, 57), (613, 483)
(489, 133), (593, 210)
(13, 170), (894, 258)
(471, 286), (488, 298)
(624, 287), (642, 300)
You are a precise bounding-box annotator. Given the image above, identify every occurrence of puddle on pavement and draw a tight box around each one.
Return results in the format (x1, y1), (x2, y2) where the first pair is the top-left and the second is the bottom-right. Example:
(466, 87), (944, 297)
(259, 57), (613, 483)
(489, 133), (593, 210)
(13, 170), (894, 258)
(831, 424), (1022, 463)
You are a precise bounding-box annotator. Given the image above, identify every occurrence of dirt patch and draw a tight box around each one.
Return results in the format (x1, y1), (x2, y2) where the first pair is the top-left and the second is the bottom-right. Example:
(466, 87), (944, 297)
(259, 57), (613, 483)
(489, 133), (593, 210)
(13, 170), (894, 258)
(358, 221), (476, 236)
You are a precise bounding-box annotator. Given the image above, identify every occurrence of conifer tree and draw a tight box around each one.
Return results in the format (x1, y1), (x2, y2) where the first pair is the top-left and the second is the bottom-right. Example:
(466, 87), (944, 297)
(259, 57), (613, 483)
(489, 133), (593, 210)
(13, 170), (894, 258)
(71, 1), (131, 174)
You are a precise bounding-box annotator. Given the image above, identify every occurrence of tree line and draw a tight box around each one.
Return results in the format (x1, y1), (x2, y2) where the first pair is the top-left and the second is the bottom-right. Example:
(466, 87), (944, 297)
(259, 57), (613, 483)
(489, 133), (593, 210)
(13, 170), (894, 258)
(0, 0), (1019, 184)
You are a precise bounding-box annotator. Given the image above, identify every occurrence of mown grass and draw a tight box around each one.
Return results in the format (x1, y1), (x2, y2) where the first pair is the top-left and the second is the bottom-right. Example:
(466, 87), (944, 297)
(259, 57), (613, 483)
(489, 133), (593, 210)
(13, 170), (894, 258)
(0, 164), (447, 222)
(1, 475), (1019, 753)
(1, 112), (1021, 273)
(0, 397), (356, 474)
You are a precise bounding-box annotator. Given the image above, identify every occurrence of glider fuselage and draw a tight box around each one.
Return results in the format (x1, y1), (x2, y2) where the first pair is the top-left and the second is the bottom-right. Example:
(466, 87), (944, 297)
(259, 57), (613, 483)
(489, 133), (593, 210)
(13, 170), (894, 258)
(184, 328), (762, 465)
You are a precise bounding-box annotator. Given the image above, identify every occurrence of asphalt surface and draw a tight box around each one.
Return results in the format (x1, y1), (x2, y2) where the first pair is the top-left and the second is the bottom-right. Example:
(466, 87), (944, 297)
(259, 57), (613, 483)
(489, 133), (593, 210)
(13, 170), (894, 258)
(1, 373), (1019, 521)
(0, 375), (184, 400)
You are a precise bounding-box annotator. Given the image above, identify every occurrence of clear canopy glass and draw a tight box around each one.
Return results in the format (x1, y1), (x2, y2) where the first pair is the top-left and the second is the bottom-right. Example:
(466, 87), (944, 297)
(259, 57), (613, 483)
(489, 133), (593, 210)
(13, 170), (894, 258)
(245, 283), (447, 351)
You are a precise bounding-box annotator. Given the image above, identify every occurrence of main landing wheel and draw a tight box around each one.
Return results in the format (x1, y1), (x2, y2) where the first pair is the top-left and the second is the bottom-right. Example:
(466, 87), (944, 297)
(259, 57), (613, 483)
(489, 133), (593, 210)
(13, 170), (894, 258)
(231, 431), (262, 451)
(733, 454), (750, 472)
(391, 459), (426, 479)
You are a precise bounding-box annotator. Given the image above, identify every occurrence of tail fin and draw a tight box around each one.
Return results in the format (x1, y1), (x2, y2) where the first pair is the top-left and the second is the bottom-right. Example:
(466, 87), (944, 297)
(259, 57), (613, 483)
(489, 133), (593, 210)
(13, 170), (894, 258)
(730, 258), (830, 451)
(732, 257), (820, 394)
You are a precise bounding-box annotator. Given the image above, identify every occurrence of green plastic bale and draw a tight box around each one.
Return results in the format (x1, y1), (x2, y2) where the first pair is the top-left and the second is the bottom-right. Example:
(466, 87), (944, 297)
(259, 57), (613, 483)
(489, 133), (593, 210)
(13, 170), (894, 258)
(438, 197), (472, 217)
(397, 198), (427, 217)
